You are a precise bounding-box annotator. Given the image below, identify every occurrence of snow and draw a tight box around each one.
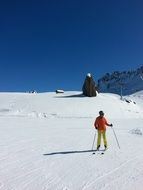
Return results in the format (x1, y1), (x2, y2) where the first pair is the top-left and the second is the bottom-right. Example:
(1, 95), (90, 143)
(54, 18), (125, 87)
(87, 73), (91, 77)
(0, 91), (143, 190)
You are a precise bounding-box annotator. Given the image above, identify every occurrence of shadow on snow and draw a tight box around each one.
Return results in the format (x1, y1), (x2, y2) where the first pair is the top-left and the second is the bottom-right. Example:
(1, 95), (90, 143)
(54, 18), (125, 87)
(43, 149), (99, 156)
(54, 93), (86, 98)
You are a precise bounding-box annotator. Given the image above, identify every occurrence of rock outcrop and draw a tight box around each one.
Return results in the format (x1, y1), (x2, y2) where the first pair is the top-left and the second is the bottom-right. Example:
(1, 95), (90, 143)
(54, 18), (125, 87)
(82, 73), (97, 97)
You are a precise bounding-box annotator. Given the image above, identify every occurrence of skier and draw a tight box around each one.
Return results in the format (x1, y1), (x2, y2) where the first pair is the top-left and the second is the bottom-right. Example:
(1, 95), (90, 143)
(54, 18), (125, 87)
(94, 111), (113, 150)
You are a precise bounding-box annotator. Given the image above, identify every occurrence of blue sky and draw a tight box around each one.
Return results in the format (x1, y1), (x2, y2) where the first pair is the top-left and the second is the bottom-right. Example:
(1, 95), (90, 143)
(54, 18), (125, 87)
(0, 0), (143, 92)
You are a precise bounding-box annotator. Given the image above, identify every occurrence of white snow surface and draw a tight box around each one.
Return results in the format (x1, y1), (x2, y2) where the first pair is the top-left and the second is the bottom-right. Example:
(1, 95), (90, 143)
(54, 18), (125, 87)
(87, 73), (91, 78)
(0, 91), (143, 190)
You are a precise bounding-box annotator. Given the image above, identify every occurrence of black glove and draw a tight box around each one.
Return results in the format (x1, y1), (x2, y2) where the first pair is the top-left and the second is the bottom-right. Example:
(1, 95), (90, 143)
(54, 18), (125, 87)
(110, 124), (113, 127)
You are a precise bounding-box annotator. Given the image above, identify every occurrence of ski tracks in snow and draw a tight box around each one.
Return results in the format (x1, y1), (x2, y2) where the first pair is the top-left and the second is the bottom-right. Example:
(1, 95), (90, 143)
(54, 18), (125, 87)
(82, 152), (143, 190)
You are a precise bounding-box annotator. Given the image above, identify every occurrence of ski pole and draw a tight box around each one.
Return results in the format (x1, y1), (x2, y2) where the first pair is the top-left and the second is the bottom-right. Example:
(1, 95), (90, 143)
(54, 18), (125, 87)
(111, 126), (120, 149)
(91, 131), (96, 150)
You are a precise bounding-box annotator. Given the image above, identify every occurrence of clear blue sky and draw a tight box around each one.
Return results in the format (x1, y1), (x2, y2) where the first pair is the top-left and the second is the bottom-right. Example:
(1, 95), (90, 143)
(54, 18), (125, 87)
(0, 0), (143, 92)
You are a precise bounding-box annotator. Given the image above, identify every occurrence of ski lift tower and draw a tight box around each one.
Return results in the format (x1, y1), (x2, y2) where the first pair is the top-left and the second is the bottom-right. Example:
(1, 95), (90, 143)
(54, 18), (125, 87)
(119, 82), (124, 100)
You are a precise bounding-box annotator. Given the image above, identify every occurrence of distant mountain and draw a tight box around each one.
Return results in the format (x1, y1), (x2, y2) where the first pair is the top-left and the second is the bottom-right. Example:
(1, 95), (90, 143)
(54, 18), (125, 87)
(97, 65), (143, 95)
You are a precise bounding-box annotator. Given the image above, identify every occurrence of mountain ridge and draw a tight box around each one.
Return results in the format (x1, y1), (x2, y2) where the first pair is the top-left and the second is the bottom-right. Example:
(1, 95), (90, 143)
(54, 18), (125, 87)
(97, 65), (143, 95)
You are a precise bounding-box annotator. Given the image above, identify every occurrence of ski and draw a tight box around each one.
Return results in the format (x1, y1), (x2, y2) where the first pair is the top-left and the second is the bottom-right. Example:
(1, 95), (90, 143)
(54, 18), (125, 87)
(92, 149), (107, 155)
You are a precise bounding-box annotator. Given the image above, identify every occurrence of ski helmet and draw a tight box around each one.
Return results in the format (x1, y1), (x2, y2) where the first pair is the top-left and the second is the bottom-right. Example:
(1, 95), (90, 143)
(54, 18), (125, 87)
(99, 111), (104, 115)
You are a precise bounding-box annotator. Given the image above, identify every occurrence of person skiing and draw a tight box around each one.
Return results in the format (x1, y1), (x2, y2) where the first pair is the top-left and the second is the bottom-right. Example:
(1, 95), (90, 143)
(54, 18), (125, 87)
(94, 111), (113, 150)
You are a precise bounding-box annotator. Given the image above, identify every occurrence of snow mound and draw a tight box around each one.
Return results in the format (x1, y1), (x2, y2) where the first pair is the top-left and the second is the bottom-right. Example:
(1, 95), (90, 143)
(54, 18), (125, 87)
(130, 128), (143, 136)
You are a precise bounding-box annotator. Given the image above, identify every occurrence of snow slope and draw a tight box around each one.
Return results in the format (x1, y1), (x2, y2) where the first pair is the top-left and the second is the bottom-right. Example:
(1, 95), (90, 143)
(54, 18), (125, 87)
(0, 91), (143, 190)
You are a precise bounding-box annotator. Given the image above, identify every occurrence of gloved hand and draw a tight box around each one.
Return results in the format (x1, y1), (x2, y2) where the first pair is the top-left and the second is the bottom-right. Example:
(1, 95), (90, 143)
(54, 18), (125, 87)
(110, 124), (113, 127)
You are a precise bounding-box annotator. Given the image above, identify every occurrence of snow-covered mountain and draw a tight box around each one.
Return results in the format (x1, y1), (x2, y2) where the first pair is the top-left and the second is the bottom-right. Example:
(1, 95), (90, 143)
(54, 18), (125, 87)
(98, 65), (143, 95)
(0, 91), (143, 190)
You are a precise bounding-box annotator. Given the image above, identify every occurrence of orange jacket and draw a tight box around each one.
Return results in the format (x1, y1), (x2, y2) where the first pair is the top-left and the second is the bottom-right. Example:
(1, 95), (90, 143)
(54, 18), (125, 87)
(94, 116), (110, 131)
